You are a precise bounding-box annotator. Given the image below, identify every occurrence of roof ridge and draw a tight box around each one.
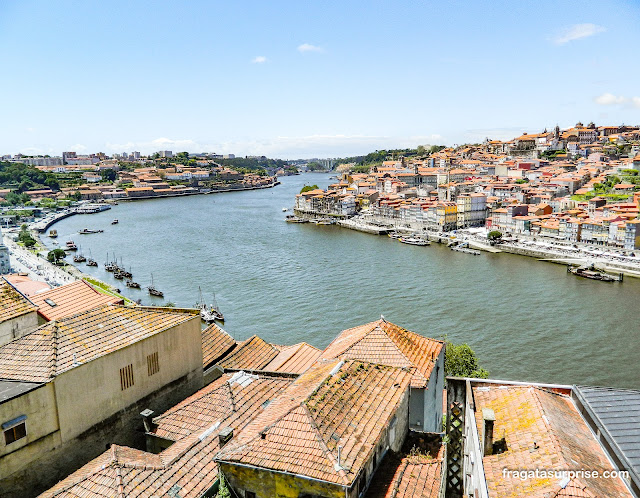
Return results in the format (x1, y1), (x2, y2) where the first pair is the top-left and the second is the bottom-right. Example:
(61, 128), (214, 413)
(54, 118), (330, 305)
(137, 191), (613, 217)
(302, 403), (350, 485)
(49, 322), (59, 379)
(347, 323), (415, 368)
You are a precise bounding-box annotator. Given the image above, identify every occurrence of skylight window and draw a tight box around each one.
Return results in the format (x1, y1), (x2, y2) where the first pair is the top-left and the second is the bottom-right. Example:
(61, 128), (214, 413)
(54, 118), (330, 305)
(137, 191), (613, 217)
(44, 299), (56, 307)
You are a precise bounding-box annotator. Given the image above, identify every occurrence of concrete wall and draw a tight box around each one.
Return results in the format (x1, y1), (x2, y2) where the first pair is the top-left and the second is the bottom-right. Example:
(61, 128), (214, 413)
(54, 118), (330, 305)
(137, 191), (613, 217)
(54, 317), (203, 441)
(0, 311), (39, 347)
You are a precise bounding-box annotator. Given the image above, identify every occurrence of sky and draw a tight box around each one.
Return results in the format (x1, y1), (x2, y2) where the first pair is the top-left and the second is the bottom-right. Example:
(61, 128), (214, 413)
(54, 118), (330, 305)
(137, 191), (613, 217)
(1, 0), (639, 159)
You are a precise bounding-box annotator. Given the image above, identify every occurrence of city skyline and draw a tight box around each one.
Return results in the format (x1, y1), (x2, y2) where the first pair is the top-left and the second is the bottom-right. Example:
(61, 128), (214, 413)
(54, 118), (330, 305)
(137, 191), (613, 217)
(1, 0), (639, 158)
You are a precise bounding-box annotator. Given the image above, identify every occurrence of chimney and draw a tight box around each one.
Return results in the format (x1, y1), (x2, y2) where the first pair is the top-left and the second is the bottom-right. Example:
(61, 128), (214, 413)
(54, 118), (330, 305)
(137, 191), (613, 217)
(140, 409), (155, 433)
(482, 408), (495, 456)
(218, 427), (233, 447)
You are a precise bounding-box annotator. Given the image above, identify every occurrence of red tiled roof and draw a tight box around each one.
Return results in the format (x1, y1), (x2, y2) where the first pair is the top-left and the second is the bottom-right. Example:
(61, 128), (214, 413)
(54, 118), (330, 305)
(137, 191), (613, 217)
(153, 371), (294, 441)
(0, 305), (198, 383)
(473, 385), (633, 497)
(263, 342), (322, 374)
(201, 322), (235, 368)
(365, 445), (444, 498)
(321, 319), (444, 388)
(216, 360), (413, 486)
(29, 280), (122, 321)
(2, 274), (50, 297)
(217, 335), (279, 370)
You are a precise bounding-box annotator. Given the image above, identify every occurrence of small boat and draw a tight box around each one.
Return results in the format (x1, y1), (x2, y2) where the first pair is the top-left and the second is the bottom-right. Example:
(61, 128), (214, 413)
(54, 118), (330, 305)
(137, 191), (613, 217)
(399, 236), (430, 246)
(86, 249), (98, 267)
(79, 228), (104, 234)
(113, 271), (124, 280)
(285, 215), (308, 223)
(66, 240), (76, 247)
(196, 287), (224, 322)
(65, 243), (78, 251)
(148, 274), (164, 297)
(315, 218), (334, 225)
(49, 229), (58, 238)
(126, 280), (141, 289)
(282, 208), (288, 212)
(567, 265), (622, 282)
(73, 254), (87, 263)
(111, 219), (119, 225)
(388, 232), (403, 239)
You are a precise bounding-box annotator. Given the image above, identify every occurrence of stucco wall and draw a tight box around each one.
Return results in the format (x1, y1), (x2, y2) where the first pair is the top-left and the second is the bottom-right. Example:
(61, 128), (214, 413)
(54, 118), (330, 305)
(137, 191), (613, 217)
(0, 311), (39, 347)
(54, 316), (203, 441)
(220, 463), (346, 498)
(423, 350), (445, 433)
(0, 383), (60, 466)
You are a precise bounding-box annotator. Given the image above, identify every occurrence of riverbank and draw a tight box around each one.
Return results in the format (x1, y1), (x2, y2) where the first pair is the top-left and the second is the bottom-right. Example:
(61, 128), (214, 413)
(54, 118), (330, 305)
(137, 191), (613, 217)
(324, 213), (640, 278)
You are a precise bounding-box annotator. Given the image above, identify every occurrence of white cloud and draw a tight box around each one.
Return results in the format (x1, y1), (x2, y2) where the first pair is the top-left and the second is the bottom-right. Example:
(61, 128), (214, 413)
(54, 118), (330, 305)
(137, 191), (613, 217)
(297, 43), (323, 53)
(68, 143), (87, 152)
(251, 56), (267, 64)
(553, 23), (605, 45)
(25, 127), (35, 133)
(594, 93), (640, 108)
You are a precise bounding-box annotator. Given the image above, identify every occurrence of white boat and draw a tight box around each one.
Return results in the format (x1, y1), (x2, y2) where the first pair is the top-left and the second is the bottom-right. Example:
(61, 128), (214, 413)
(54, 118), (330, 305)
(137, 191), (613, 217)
(282, 207), (288, 212)
(196, 287), (224, 322)
(399, 236), (430, 246)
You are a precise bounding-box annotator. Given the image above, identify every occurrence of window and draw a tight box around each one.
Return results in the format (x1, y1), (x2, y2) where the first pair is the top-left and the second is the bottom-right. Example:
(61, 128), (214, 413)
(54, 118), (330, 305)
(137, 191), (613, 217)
(120, 364), (135, 390)
(3, 415), (27, 445)
(147, 352), (159, 376)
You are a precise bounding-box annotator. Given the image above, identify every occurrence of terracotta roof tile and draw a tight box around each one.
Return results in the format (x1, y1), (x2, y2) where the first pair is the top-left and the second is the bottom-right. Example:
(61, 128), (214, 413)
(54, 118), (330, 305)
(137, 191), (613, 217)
(217, 335), (279, 370)
(473, 385), (633, 497)
(0, 305), (198, 383)
(201, 322), (235, 368)
(0, 277), (37, 323)
(366, 445), (444, 498)
(263, 342), (322, 374)
(29, 280), (122, 321)
(216, 360), (413, 486)
(321, 320), (444, 388)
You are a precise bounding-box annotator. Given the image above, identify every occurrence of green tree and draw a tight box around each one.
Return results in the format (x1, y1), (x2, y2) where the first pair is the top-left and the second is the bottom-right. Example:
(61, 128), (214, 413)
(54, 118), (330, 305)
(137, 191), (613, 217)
(47, 248), (66, 263)
(445, 341), (489, 378)
(100, 169), (117, 182)
(300, 184), (319, 193)
(487, 230), (502, 243)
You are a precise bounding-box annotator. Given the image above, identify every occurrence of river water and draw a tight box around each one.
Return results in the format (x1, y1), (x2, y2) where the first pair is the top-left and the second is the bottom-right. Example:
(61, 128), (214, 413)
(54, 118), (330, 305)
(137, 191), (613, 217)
(44, 174), (640, 388)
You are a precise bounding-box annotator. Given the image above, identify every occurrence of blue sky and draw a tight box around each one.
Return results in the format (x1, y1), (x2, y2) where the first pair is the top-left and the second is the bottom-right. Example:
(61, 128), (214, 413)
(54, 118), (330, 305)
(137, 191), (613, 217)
(1, 0), (639, 158)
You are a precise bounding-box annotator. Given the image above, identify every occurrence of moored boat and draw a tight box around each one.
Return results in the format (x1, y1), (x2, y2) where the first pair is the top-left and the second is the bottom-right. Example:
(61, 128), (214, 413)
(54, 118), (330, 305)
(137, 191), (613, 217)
(49, 229), (58, 238)
(111, 219), (119, 225)
(399, 236), (430, 246)
(126, 280), (140, 289)
(148, 274), (164, 297)
(79, 228), (104, 234)
(567, 265), (622, 282)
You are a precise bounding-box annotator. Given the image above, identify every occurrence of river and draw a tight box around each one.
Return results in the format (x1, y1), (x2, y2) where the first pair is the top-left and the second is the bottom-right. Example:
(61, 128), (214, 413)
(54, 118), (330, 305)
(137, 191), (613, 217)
(43, 173), (640, 389)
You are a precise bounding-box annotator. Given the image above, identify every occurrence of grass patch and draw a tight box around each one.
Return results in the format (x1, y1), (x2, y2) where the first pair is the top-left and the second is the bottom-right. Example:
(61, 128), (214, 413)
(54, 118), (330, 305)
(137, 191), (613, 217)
(84, 277), (134, 305)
